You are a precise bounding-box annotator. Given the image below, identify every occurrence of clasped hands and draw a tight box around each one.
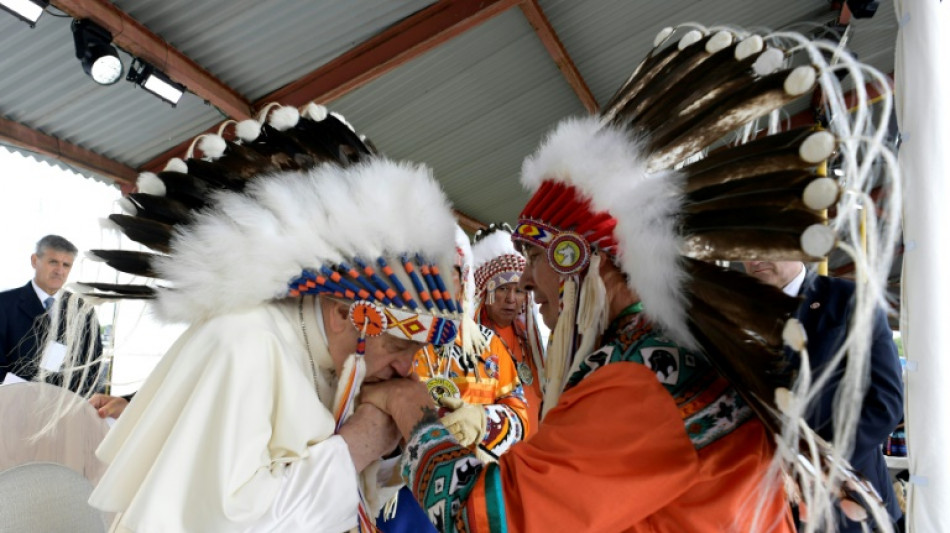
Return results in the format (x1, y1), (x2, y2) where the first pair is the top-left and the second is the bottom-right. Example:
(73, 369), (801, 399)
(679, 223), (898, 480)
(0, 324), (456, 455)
(359, 378), (485, 447)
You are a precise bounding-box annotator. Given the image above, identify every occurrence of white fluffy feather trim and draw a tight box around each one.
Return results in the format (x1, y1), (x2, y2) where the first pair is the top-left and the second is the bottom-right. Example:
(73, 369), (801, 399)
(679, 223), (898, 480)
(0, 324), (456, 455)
(521, 117), (647, 216)
(117, 197), (137, 215)
(154, 158), (457, 323)
(302, 102), (329, 122)
(611, 173), (696, 349)
(235, 119), (262, 142)
(471, 229), (519, 274)
(268, 106), (300, 131)
(136, 172), (166, 196)
(521, 116), (694, 348)
(454, 225), (476, 318)
(164, 158), (188, 173)
(197, 134), (227, 160)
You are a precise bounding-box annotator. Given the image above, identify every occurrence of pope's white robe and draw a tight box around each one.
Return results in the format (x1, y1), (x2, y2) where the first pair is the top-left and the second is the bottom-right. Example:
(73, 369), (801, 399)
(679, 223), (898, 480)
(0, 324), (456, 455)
(89, 296), (396, 532)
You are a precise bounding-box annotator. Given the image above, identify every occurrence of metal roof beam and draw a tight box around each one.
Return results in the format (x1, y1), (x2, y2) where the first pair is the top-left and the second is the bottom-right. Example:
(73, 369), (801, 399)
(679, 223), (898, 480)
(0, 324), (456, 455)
(50, 0), (253, 119)
(454, 208), (487, 233)
(0, 116), (137, 187)
(518, 0), (598, 113)
(257, 0), (521, 108)
(141, 0), (522, 173)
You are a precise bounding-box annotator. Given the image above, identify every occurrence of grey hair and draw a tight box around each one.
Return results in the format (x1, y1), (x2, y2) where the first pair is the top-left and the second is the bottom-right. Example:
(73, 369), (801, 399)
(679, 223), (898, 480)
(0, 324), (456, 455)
(35, 235), (78, 256)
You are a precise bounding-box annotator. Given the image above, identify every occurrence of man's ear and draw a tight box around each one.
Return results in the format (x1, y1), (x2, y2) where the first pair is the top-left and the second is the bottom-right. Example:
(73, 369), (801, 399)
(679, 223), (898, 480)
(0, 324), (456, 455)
(324, 299), (351, 334)
(30, 253), (38, 269)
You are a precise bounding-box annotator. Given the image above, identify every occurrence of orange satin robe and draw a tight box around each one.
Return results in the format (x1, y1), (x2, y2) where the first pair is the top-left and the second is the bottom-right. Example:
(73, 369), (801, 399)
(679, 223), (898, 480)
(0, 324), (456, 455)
(413, 326), (529, 456)
(492, 323), (541, 436)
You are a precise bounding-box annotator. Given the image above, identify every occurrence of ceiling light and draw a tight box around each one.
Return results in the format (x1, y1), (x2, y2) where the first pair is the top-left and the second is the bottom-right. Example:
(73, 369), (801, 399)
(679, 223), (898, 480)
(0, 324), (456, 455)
(0, 0), (48, 26)
(72, 19), (123, 85)
(127, 58), (186, 106)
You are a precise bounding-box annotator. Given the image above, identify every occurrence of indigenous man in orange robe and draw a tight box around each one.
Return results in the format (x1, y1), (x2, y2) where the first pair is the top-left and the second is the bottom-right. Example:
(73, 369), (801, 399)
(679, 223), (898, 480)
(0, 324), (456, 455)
(362, 23), (897, 533)
(470, 224), (544, 435)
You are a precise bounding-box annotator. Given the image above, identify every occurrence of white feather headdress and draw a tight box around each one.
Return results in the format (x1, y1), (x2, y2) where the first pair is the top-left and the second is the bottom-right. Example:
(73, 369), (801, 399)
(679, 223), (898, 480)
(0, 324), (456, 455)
(83, 103), (463, 347)
(513, 24), (901, 532)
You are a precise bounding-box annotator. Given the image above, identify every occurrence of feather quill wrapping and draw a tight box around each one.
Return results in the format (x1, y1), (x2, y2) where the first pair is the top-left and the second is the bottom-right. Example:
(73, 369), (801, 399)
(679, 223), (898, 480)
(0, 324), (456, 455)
(646, 66), (817, 171)
(681, 128), (835, 193)
(601, 27), (699, 122)
(126, 193), (193, 225)
(141, 171), (210, 209)
(74, 282), (157, 299)
(86, 250), (160, 278)
(106, 214), (173, 254)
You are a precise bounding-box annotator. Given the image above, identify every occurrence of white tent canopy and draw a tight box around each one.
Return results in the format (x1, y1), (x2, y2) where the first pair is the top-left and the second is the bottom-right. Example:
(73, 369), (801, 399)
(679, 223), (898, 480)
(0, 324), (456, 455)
(895, 0), (950, 531)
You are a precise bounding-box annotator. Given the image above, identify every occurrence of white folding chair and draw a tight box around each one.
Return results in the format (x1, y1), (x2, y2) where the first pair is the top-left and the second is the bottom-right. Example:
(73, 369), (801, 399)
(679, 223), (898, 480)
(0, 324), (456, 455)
(0, 461), (106, 532)
(0, 381), (109, 484)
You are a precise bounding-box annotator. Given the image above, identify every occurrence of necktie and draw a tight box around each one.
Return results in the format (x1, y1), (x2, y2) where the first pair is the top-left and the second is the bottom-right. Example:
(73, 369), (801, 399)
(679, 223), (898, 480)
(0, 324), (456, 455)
(43, 297), (54, 311)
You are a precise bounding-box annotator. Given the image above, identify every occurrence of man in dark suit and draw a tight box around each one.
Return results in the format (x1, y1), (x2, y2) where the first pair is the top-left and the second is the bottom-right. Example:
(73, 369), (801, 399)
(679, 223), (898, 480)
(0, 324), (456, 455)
(1, 235), (128, 417)
(744, 260), (904, 532)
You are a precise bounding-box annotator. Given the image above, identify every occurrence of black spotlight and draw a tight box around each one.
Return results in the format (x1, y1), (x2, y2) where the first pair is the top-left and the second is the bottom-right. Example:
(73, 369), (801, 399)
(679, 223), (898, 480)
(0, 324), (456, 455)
(127, 58), (186, 106)
(0, 0), (49, 27)
(72, 19), (122, 85)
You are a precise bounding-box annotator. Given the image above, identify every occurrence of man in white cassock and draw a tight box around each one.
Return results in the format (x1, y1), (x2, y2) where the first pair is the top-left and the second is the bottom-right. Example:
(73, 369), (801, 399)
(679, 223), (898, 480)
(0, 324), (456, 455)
(77, 104), (464, 532)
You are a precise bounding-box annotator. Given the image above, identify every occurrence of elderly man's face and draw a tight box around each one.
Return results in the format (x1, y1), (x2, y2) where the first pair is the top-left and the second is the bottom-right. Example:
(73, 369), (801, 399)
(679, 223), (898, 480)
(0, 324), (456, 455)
(742, 261), (804, 289)
(361, 333), (426, 382)
(324, 299), (427, 382)
(31, 248), (74, 295)
(519, 244), (560, 329)
(484, 282), (525, 328)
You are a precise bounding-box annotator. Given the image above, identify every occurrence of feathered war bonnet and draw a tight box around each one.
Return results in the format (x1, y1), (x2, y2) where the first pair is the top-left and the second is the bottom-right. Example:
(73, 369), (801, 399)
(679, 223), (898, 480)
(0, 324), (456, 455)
(85, 102), (462, 349)
(83, 103), (461, 532)
(513, 25), (901, 530)
(472, 223), (545, 386)
(471, 223), (526, 306)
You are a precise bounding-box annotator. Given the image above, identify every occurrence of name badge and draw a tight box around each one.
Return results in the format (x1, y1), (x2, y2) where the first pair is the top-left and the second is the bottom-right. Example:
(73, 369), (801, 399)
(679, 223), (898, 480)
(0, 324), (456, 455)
(40, 342), (67, 372)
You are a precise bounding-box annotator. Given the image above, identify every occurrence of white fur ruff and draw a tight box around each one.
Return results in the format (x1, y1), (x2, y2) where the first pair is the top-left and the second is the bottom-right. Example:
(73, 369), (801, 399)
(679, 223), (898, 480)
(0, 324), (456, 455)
(154, 158), (457, 323)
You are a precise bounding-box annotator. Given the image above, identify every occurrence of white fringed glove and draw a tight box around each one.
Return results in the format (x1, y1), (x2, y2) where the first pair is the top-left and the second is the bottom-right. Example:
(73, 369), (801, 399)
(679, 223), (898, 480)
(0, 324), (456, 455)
(438, 396), (486, 447)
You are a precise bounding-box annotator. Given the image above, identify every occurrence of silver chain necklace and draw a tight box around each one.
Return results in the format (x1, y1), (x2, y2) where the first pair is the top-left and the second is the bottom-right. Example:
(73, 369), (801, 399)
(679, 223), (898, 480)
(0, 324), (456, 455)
(298, 298), (321, 394)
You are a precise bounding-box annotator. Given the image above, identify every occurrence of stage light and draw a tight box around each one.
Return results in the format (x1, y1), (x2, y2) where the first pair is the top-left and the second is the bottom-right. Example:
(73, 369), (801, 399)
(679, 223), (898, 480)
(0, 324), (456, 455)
(127, 58), (185, 106)
(72, 19), (122, 85)
(0, 0), (48, 26)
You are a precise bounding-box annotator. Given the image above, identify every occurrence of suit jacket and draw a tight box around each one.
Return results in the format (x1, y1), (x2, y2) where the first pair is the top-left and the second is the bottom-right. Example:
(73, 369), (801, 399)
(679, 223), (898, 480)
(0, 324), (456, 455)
(797, 272), (904, 528)
(0, 281), (102, 394)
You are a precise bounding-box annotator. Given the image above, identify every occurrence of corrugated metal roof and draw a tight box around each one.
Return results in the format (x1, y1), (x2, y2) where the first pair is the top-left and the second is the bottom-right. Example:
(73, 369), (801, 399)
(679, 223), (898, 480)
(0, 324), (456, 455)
(113, 0), (437, 100)
(0, 1), (436, 170)
(330, 7), (586, 224)
(0, 13), (222, 168)
(0, 0), (899, 225)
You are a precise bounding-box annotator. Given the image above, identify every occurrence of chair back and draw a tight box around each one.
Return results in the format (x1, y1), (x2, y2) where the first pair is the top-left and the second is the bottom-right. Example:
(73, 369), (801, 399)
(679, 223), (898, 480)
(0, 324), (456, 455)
(0, 461), (107, 532)
(0, 382), (109, 483)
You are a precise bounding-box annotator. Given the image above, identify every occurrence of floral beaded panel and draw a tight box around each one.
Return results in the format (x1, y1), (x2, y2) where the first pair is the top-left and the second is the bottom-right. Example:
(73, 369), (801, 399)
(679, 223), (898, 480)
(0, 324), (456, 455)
(565, 308), (753, 450)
